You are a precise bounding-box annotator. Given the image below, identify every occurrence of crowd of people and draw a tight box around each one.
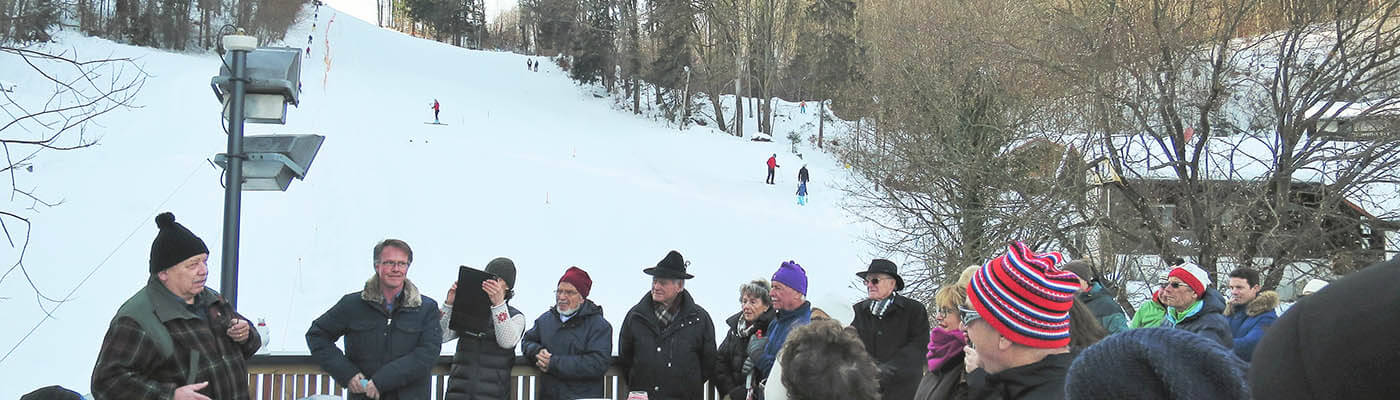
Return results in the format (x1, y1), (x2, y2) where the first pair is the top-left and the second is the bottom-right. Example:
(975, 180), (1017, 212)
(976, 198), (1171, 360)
(71, 212), (1400, 400)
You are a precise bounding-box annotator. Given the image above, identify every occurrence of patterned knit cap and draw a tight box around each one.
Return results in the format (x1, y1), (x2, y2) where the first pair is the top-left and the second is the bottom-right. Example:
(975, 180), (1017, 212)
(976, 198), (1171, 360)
(966, 242), (1079, 348)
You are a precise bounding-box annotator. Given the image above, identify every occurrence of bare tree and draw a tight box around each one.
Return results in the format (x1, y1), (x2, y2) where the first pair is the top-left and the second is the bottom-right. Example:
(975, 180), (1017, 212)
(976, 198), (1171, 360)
(0, 45), (147, 308)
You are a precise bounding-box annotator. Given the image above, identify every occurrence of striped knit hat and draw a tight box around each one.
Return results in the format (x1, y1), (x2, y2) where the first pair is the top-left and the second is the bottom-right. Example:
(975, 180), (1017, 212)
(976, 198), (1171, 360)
(967, 242), (1080, 348)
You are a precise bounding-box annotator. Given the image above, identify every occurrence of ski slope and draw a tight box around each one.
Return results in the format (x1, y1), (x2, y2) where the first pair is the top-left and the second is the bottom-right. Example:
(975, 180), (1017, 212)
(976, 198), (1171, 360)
(0, 6), (884, 397)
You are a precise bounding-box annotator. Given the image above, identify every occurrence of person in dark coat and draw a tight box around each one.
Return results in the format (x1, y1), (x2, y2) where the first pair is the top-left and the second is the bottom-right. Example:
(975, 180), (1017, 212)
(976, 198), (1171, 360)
(795, 165), (810, 205)
(1065, 328), (1249, 400)
(715, 280), (777, 399)
(91, 212), (261, 400)
(766, 154), (780, 184)
(616, 250), (718, 400)
(962, 242), (1078, 400)
(440, 258), (527, 400)
(851, 259), (930, 400)
(306, 239), (443, 400)
(1159, 263), (1233, 348)
(522, 266), (613, 400)
(1223, 268), (1277, 362)
(1250, 256), (1400, 400)
(1060, 261), (1128, 334)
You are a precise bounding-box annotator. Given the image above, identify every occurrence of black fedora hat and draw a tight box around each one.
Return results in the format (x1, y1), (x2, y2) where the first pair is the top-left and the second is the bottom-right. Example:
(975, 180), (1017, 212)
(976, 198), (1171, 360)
(644, 250), (694, 280)
(857, 259), (905, 291)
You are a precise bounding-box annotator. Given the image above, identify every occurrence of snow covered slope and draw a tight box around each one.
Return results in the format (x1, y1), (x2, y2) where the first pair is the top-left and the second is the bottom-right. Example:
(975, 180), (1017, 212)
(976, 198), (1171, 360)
(0, 6), (882, 396)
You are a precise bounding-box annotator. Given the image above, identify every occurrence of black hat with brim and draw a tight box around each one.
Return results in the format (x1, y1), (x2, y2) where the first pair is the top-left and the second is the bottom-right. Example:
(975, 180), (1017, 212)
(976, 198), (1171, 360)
(644, 250), (694, 280)
(857, 258), (905, 291)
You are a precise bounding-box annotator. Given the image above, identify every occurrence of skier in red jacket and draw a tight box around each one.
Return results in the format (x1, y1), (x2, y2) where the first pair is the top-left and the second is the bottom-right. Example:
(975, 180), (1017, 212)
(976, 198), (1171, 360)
(766, 154), (780, 184)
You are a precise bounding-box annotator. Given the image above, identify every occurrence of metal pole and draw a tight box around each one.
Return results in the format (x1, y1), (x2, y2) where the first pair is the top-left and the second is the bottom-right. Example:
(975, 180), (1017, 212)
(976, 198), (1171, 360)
(222, 46), (248, 308)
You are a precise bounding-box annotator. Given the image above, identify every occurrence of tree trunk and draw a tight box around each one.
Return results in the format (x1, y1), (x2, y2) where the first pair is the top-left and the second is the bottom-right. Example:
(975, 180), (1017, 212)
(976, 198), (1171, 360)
(709, 90), (727, 133)
(818, 100), (825, 148)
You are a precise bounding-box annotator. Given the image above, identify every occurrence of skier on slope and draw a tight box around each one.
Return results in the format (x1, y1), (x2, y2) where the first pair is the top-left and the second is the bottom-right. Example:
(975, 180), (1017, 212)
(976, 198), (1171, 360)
(432, 99), (441, 124)
(766, 154), (780, 185)
(797, 165), (810, 205)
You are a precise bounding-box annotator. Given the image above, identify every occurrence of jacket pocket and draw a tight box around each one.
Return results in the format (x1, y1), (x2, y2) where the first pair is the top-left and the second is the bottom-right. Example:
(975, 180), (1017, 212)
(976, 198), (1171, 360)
(391, 321), (425, 356)
(346, 320), (381, 361)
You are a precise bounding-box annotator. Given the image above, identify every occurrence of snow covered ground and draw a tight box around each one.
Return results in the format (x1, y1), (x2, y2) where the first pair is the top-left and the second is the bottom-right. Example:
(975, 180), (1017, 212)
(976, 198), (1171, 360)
(0, 7), (884, 397)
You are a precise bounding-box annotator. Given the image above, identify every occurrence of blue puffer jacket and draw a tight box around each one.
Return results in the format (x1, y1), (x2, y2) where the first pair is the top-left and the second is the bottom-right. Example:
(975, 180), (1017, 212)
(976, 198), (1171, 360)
(755, 301), (811, 381)
(306, 278), (443, 400)
(521, 300), (613, 400)
(1225, 291), (1278, 362)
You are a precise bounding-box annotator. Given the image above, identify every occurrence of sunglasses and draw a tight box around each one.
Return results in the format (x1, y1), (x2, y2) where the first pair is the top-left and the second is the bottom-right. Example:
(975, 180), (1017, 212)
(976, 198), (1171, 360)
(865, 277), (884, 285)
(1165, 281), (1190, 289)
(958, 305), (982, 327)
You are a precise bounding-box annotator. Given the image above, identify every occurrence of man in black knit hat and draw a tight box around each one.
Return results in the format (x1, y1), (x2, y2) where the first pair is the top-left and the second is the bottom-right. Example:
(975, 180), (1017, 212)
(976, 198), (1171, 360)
(91, 212), (261, 400)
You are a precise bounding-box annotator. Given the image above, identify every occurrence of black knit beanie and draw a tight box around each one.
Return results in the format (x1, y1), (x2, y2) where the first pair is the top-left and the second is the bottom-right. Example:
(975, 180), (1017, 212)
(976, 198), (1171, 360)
(1066, 327), (1249, 400)
(149, 212), (209, 274)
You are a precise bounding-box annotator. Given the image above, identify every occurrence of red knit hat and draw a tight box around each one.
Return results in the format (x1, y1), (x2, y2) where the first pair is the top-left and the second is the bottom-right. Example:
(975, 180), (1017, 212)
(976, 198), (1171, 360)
(1168, 263), (1210, 296)
(967, 242), (1080, 348)
(559, 266), (592, 298)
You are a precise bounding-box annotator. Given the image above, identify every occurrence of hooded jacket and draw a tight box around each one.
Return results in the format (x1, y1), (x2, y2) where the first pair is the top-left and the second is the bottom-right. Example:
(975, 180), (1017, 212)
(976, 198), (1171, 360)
(1224, 291), (1278, 362)
(522, 299), (613, 400)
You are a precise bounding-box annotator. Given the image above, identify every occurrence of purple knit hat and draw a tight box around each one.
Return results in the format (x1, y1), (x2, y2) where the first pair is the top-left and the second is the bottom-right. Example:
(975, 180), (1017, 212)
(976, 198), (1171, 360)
(773, 261), (808, 295)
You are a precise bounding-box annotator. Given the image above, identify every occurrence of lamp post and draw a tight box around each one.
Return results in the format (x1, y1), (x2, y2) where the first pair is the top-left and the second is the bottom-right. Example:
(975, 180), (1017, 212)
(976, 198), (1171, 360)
(220, 34), (256, 307)
(210, 36), (311, 308)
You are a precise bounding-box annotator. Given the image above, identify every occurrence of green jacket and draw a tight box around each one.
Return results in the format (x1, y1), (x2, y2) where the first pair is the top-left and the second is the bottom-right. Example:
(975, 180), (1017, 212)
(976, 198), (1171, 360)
(1129, 298), (1167, 329)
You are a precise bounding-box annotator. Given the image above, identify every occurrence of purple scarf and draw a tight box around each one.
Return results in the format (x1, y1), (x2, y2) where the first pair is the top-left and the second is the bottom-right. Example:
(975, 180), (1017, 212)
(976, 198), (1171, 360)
(927, 326), (967, 371)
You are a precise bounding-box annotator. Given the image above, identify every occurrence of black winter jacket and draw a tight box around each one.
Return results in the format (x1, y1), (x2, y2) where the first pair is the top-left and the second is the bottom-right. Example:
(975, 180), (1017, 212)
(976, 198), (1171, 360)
(851, 295), (931, 400)
(617, 291), (718, 400)
(522, 300), (614, 400)
(966, 352), (1073, 400)
(307, 278), (443, 400)
(444, 304), (524, 400)
(714, 308), (777, 398)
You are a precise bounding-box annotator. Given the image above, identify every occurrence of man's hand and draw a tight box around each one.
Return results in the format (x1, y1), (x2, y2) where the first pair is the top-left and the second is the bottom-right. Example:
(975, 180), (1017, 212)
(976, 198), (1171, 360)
(227, 318), (250, 343)
(445, 282), (458, 305)
(173, 382), (211, 400)
(365, 380), (380, 399)
(483, 279), (506, 307)
(535, 348), (552, 372)
(348, 373), (367, 393)
(963, 345), (980, 374)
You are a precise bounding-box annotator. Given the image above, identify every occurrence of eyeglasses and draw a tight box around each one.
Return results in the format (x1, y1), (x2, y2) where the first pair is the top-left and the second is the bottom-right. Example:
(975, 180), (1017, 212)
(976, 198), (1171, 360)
(865, 277), (883, 285)
(934, 308), (958, 318)
(554, 289), (580, 297)
(377, 260), (410, 268)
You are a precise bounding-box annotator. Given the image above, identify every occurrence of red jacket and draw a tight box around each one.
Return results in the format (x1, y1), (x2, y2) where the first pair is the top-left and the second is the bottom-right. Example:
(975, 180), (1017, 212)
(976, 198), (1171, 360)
(767, 157), (778, 168)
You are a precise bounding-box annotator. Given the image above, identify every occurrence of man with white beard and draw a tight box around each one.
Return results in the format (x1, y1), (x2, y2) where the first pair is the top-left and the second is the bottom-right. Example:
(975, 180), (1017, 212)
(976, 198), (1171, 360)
(522, 267), (613, 400)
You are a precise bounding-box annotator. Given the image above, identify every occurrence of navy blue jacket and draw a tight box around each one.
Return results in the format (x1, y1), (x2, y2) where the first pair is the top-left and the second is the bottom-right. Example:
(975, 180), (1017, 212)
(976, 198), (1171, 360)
(756, 301), (811, 380)
(1164, 288), (1233, 349)
(307, 279), (442, 400)
(1225, 291), (1278, 362)
(522, 300), (614, 400)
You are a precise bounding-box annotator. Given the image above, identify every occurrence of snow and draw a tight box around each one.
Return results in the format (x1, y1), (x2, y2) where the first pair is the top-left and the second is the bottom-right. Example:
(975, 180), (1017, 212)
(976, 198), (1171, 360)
(0, 8), (878, 397)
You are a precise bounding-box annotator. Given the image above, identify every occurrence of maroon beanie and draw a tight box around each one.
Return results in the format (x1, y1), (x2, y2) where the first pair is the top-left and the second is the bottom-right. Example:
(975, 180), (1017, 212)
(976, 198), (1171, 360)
(560, 266), (593, 298)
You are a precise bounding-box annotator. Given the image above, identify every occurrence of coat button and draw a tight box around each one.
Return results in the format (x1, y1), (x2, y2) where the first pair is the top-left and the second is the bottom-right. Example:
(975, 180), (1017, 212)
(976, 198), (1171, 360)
(668, 362), (672, 367)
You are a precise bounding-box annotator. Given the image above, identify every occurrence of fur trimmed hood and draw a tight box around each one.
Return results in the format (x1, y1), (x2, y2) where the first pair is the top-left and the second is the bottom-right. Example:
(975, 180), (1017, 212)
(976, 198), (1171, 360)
(1225, 290), (1278, 317)
(361, 274), (424, 308)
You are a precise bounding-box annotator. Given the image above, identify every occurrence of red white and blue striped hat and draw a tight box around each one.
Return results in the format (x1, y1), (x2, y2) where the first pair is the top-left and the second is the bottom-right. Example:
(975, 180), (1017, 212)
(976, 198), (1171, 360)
(966, 242), (1080, 348)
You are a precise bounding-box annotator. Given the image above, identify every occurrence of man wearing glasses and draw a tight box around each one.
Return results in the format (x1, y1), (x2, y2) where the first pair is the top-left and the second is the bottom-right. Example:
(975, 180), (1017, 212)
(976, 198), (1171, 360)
(306, 239), (443, 400)
(617, 250), (718, 400)
(850, 259), (929, 400)
(522, 266), (613, 400)
(1158, 263), (1233, 348)
(962, 242), (1079, 399)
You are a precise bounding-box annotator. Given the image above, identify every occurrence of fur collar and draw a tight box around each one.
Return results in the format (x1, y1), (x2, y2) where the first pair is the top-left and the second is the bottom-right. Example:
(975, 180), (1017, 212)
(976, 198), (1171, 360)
(361, 274), (423, 308)
(1225, 291), (1278, 317)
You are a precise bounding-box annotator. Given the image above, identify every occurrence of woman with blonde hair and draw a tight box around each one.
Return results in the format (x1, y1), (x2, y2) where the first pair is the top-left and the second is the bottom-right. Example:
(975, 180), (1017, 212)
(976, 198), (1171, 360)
(913, 266), (978, 400)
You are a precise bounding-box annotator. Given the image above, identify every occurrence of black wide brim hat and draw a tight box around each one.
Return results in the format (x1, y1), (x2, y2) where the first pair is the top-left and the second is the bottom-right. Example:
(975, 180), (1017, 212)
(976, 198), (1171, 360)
(644, 250), (694, 279)
(857, 259), (905, 291)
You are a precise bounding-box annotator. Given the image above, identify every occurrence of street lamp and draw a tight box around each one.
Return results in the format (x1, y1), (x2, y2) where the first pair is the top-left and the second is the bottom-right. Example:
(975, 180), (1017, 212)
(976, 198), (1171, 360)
(208, 33), (316, 307)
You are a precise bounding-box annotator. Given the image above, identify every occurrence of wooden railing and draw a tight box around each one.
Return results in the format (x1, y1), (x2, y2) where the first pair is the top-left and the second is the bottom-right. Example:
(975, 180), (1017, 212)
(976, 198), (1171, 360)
(247, 355), (722, 400)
